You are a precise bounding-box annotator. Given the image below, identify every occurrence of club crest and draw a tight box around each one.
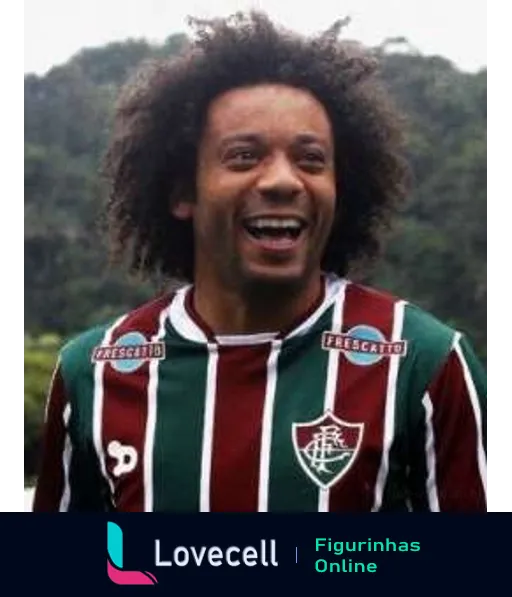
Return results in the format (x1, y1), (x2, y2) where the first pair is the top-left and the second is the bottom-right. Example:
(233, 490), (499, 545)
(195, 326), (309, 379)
(292, 411), (364, 489)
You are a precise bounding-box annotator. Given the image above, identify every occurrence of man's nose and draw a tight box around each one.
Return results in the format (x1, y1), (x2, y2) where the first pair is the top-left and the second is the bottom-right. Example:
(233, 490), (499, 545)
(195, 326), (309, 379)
(256, 154), (304, 201)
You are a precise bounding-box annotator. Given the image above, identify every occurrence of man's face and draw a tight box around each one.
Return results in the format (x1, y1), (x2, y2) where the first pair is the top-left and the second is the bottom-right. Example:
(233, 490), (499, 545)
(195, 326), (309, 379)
(174, 84), (336, 293)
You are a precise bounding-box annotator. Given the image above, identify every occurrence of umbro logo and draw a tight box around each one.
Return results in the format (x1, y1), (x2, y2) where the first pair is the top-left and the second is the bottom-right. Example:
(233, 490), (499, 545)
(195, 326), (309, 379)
(107, 440), (138, 477)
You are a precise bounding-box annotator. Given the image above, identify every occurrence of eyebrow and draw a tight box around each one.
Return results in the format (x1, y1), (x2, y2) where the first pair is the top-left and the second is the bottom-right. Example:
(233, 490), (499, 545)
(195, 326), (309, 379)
(218, 132), (330, 149)
(294, 133), (328, 145)
(218, 134), (262, 150)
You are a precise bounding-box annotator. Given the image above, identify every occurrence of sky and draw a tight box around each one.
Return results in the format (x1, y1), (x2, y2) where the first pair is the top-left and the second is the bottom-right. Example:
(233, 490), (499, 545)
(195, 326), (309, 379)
(24, 0), (486, 75)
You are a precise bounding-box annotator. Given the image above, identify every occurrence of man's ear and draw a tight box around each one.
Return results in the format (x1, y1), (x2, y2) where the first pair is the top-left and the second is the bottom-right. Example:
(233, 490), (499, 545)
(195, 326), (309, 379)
(171, 201), (194, 220)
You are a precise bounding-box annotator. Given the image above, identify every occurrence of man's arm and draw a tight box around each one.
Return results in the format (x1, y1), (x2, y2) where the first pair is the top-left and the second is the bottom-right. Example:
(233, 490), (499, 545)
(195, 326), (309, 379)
(32, 359), (109, 512)
(408, 333), (487, 511)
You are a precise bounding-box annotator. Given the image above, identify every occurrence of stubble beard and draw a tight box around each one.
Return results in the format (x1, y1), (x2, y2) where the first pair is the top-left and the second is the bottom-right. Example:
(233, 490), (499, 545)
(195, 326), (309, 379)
(202, 212), (322, 312)
(234, 249), (320, 312)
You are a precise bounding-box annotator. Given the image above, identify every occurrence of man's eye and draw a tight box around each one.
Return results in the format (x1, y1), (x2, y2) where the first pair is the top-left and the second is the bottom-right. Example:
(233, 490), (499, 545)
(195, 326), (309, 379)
(236, 150), (256, 160)
(298, 151), (326, 171)
(224, 149), (259, 169)
(302, 151), (325, 163)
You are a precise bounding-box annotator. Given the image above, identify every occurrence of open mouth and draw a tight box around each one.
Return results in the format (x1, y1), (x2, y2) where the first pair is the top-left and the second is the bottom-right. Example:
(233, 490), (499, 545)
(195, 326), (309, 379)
(242, 216), (307, 242)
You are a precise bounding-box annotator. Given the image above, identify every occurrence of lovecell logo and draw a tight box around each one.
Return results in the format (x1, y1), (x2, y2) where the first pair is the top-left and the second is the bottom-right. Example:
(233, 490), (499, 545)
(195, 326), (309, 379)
(107, 522), (158, 585)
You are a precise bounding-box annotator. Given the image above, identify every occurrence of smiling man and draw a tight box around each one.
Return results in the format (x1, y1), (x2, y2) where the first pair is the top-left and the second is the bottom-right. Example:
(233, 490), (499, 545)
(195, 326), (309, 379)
(33, 12), (486, 512)
(181, 83), (337, 334)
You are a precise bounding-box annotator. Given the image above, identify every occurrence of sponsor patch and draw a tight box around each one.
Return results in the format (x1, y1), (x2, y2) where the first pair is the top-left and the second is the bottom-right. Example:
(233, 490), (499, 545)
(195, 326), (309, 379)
(292, 410), (364, 489)
(322, 324), (407, 366)
(92, 331), (165, 373)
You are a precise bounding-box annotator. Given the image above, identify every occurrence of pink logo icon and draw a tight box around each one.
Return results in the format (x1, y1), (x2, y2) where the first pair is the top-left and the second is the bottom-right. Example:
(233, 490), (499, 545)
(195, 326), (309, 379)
(107, 522), (157, 585)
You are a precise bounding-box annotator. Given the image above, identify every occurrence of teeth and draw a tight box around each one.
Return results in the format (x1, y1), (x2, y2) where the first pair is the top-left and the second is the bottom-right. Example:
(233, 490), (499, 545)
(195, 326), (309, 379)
(247, 217), (303, 230)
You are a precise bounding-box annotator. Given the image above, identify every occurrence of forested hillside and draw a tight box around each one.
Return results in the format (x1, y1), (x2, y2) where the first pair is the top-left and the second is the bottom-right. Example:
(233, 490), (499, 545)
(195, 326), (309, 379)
(24, 34), (486, 480)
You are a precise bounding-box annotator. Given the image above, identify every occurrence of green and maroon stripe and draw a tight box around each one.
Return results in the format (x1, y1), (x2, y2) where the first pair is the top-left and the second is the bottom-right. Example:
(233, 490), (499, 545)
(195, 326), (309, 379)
(266, 306), (337, 511)
(151, 336), (211, 511)
(33, 363), (67, 511)
(427, 339), (486, 510)
(97, 295), (171, 511)
(101, 362), (150, 510)
(329, 284), (398, 511)
(156, 288), (218, 511)
(208, 344), (271, 511)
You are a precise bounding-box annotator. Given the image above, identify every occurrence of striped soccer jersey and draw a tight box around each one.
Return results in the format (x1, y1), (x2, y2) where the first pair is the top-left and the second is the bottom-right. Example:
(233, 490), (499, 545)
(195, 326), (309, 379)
(33, 274), (487, 512)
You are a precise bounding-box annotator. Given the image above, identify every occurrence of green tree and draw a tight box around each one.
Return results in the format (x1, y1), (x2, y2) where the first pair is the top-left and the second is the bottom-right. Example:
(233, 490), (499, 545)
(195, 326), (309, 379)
(24, 335), (62, 483)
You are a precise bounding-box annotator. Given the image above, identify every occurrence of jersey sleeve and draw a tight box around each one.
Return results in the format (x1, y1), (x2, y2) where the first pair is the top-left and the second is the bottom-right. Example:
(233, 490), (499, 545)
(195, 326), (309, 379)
(408, 333), (487, 512)
(32, 358), (110, 512)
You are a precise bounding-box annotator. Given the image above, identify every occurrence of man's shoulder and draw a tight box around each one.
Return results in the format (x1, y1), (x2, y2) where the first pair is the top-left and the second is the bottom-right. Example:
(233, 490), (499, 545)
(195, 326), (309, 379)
(346, 282), (462, 395)
(58, 293), (174, 378)
(346, 281), (456, 356)
(344, 281), (400, 309)
(59, 321), (114, 376)
(402, 300), (456, 346)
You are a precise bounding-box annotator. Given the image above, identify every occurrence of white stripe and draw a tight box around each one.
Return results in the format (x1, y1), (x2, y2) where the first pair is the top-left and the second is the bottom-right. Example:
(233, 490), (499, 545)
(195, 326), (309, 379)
(258, 340), (283, 512)
(287, 274), (346, 339)
(216, 333), (278, 346)
(144, 305), (172, 512)
(318, 283), (347, 512)
(43, 356), (70, 510)
(59, 403), (72, 512)
(168, 285), (210, 343)
(421, 391), (441, 511)
(43, 357), (61, 422)
(199, 343), (219, 511)
(453, 333), (487, 500)
(92, 315), (127, 504)
(371, 300), (406, 511)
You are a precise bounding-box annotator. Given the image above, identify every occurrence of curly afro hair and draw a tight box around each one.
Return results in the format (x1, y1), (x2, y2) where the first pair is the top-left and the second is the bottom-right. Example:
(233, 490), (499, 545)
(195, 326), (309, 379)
(102, 11), (411, 282)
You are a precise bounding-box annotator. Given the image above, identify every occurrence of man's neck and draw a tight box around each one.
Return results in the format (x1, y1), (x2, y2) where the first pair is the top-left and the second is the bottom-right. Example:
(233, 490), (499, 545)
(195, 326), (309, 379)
(192, 276), (323, 336)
